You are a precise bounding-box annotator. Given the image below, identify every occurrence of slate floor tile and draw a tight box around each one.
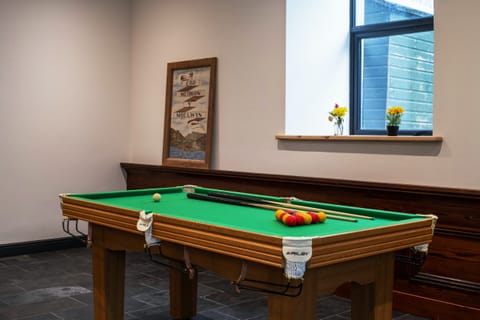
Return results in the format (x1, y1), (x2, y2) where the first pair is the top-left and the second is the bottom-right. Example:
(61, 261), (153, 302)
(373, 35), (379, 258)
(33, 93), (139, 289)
(0, 286), (91, 306)
(13, 272), (93, 292)
(127, 305), (171, 320)
(51, 304), (93, 320)
(0, 297), (85, 319)
(0, 266), (29, 283)
(16, 314), (61, 320)
(316, 295), (351, 318)
(195, 309), (240, 320)
(0, 247), (430, 320)
(69, 292), (93, 306)
(213, 298), (268, 319)
(0, 283), (25, 297)
(129, 289), (169, 307)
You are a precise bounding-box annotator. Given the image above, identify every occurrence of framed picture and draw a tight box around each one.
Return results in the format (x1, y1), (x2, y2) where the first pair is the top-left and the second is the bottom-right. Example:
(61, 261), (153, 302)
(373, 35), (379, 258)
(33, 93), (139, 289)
(162, 57), (217, 169)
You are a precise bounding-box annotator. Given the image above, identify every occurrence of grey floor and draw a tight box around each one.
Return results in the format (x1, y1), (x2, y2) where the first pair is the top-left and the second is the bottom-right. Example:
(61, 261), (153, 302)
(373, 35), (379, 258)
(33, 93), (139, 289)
(0, 247), (430, 320)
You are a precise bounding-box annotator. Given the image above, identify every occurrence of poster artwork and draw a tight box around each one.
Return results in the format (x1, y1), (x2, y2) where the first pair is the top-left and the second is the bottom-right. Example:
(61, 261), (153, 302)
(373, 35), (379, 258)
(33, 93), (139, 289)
(169, 67), (211, 160)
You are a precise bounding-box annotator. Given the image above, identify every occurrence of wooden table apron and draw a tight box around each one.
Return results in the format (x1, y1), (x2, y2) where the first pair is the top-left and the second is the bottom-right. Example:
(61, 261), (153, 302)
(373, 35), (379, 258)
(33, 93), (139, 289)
(60, 187), (435, 320)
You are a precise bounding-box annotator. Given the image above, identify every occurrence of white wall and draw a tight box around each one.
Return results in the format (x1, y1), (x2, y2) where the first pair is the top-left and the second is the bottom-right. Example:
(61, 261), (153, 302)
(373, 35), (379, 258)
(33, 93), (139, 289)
(285, 0), (350, 135)
(2, 0), (479, 244)
(130, 0), (286, 170)
(129, 0), (286, 165)
(0, 0), (131, 244)
(129, 0), (480, 190)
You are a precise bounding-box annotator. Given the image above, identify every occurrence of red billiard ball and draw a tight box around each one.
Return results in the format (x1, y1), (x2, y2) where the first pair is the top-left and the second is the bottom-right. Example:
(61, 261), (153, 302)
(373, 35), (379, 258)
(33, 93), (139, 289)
(297, 211), (312, 224)
(307, 212), (319, 224)
(294, 213), (305, 225)
(284, 214), (297, 226)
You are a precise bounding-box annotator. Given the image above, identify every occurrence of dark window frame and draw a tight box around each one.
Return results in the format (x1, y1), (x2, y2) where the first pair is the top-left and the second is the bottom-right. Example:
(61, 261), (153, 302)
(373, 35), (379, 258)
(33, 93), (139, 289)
(349, 0), (434, 135)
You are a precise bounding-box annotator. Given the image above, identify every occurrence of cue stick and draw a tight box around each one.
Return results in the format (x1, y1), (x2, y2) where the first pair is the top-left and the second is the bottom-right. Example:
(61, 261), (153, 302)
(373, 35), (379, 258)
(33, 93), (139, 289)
(207, 191), (373, 220)
(187, 192), (357, 222)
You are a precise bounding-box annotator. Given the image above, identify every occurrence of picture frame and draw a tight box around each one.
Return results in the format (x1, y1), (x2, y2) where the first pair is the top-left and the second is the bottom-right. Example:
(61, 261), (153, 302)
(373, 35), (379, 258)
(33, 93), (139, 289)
(162, 57), (217, 169)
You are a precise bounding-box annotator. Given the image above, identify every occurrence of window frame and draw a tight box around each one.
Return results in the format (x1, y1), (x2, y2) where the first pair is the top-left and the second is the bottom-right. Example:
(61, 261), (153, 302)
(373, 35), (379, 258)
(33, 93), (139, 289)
(349, 0), (434, 136)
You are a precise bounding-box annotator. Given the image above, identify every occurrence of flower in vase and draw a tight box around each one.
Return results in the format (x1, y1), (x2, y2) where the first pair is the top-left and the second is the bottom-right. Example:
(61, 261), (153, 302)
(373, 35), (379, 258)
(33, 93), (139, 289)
(386, 106), (404, 126)
(328, 103), (347, 123)
(328, 103), (348, 135)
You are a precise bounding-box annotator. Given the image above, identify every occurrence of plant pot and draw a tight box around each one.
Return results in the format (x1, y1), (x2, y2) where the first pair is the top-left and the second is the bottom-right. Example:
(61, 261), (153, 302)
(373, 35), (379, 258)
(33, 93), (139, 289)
(387, 125), (399, 136)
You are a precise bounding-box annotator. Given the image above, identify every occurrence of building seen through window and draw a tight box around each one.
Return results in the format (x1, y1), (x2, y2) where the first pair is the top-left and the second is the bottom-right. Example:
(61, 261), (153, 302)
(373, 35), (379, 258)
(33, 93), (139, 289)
(352, 0), (434, 135)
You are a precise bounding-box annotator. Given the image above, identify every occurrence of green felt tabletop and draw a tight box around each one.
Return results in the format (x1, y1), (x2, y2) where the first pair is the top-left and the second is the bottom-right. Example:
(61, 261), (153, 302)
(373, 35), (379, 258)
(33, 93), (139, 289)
(68, 186), (426, 238)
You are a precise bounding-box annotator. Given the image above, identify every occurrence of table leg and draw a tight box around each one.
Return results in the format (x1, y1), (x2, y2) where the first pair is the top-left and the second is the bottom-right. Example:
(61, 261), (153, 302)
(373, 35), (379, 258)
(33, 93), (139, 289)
(169, 260), (197, 319)
(268, 272), (316, 319)
(92, 245), (126, 320)
(351, 252), (394, 320)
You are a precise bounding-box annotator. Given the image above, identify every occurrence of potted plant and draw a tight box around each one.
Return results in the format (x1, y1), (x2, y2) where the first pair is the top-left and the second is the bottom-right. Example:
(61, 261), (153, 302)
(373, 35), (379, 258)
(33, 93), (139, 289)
(386, 106), (404, 136)
(328, 103), (348, 136)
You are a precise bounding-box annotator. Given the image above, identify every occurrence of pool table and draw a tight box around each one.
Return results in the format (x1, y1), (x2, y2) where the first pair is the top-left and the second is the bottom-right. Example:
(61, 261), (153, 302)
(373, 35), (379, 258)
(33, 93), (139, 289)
(60, 185), (436, 320)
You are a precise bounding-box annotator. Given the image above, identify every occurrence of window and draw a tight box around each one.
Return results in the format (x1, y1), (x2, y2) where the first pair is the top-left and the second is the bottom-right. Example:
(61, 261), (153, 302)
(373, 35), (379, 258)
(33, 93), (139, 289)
(351, 0), (434, 135)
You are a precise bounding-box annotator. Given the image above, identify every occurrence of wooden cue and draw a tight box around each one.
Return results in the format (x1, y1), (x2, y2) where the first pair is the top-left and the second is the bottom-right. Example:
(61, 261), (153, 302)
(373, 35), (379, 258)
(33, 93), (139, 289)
(188, 192), (357, 222)
(207, 191), (371, 220)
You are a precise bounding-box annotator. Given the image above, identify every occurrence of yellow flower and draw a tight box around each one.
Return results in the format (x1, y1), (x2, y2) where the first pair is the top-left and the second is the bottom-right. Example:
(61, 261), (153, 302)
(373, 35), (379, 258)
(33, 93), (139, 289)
(387, 106), (404, 115)
(328, 103), (347, 122)
(331, 107), (348, 117)
(386, 106), (404, 126)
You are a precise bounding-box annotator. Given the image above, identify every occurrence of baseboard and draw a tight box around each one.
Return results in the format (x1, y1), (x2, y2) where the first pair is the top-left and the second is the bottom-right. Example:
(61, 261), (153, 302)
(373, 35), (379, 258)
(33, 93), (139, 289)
(393, 290), (480, 319)
(0, 236), (86, 257)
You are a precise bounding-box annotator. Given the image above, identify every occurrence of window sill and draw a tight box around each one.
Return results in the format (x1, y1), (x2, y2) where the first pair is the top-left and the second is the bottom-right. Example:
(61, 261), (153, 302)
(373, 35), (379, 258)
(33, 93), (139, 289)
(275, 134), (443, 142)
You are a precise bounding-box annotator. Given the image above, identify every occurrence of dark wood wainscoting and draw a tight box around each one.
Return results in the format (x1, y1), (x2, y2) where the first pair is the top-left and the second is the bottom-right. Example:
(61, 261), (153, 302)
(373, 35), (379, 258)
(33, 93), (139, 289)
(120, 163), (480, 320)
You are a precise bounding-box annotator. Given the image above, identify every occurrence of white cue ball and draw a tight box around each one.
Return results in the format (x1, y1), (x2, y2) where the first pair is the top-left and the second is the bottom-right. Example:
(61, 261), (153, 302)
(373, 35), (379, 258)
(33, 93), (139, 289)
(152, 193), (161, 202)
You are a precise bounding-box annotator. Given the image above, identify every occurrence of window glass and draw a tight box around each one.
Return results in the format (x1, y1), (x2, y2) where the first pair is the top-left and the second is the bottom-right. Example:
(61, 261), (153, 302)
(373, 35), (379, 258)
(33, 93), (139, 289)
(356, 0), (434, 26)
(352, 0), (434, 135)
(359, 31), (434, 131)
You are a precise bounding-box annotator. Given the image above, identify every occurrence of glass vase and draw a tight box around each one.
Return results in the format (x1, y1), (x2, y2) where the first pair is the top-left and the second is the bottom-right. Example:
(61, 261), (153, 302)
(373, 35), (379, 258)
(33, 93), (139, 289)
(333, 121), (344, 136)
